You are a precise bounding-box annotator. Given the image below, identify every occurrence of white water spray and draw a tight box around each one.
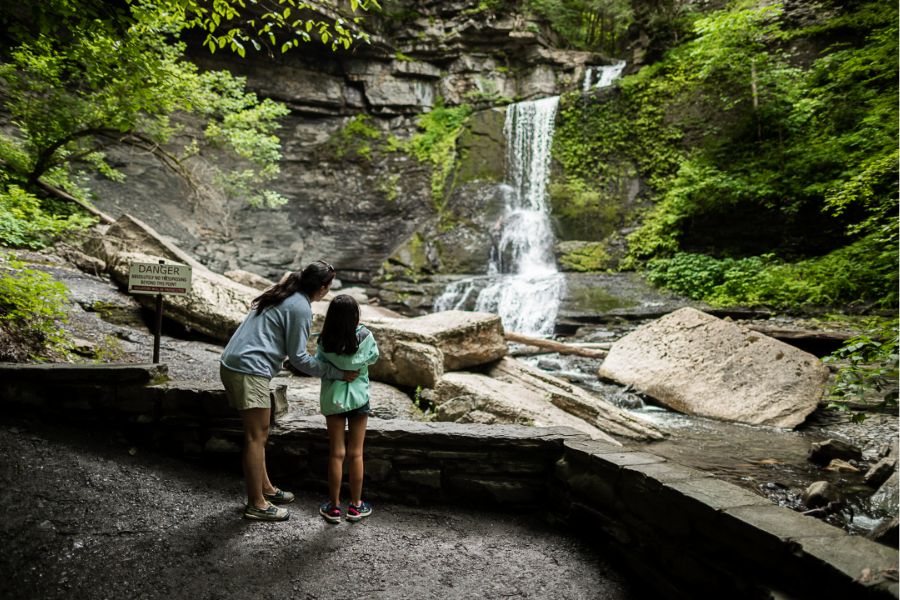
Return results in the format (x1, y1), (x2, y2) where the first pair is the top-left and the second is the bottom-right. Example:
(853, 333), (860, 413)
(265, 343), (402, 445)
(435, 97), (564, 335)
(435, 62), (625, 336)
(582, 60), (627, 93)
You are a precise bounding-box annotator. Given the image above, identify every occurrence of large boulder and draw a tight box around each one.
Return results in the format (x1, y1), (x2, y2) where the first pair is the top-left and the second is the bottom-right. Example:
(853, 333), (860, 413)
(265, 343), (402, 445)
(598, 307), (829, 428)
(487, 357), (664, 441)
(107, 251), (256, 342)
(434, 371), (622, 444)
(369, 310), (506, 371)
(363, 311), (506, 389)
(367, 338), (445, 389)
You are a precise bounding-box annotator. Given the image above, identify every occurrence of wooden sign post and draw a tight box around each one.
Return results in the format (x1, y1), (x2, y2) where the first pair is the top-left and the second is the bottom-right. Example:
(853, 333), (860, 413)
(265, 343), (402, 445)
(127, 260), (193, 363)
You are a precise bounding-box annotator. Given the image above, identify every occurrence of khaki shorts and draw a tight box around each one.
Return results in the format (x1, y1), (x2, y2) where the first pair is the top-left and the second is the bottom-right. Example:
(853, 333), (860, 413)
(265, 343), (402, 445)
(220, 364), (271, 411)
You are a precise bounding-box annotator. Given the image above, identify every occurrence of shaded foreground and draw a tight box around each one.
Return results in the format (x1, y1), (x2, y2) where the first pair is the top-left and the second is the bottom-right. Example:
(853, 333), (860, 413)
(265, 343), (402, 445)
(0, 417), (638, 600)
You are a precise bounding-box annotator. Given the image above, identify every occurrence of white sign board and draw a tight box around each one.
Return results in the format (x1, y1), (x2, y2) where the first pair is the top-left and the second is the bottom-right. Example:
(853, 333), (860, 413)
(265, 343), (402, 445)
(128, 262), (192, 296)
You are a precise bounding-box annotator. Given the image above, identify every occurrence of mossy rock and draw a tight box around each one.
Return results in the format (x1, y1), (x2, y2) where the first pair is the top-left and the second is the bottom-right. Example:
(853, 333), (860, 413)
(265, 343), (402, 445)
(555, 241), (616, 272)
(454, 107), (506, 186)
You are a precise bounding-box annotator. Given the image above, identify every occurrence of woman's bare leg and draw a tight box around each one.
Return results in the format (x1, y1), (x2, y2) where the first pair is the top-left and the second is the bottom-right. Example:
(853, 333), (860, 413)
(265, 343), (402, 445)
(240, 407), (271, 509)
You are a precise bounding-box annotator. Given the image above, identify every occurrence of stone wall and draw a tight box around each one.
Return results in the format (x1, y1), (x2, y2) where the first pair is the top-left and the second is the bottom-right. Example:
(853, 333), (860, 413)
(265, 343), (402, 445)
(1, 362), (896, 599)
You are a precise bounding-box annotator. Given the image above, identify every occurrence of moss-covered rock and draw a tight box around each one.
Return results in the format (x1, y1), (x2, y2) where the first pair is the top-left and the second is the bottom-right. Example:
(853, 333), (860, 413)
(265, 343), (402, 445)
(455, 107), (507, 186)
(555, 241), (614, 272)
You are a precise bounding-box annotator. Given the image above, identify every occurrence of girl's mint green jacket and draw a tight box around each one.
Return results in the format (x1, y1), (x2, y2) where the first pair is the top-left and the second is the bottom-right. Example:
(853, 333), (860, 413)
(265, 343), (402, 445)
(316, 325), (379, 416)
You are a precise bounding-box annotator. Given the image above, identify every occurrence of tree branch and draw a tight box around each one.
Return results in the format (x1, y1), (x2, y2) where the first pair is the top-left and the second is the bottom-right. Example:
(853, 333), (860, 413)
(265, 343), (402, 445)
(34, 180), (116, 224)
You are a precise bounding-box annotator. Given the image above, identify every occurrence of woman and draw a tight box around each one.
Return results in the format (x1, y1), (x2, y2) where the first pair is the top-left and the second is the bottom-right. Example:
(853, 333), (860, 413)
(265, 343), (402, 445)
(220, 260), (357, 521)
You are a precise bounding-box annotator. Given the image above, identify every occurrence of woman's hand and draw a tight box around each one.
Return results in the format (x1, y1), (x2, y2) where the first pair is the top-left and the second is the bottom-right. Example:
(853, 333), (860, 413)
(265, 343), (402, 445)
(342, 370), (360, 382)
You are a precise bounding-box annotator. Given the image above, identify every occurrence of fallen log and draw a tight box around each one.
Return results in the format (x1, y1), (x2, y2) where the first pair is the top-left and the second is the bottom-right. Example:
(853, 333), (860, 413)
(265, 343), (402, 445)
(504, 332), (608, 359)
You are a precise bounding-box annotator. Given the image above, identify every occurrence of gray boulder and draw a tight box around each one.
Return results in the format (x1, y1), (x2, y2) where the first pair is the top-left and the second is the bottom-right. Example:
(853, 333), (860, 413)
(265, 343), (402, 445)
(370, 310), (506, 372)
(107, 251), (256, 342)
(487, 357), (664, 441)
(598, 308), (829, 428)
(434, 371), (621, 444)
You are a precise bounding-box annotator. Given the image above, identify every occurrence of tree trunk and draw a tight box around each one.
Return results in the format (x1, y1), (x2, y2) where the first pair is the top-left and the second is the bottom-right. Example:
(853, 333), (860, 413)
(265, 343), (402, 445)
(505, 332), (608, 358)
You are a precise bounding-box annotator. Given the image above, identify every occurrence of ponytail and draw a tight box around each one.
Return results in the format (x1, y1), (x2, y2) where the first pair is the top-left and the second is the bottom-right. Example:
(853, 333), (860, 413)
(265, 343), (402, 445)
(252, 260), (335, 314)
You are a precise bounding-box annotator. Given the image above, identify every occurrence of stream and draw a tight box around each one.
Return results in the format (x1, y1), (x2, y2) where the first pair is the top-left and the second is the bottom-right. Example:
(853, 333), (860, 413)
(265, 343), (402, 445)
(516, 327), (898, 536)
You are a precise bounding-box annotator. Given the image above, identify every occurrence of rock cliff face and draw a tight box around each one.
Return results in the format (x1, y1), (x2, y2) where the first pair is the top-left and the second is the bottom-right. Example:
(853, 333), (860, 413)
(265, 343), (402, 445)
(86, 1), (616, 290)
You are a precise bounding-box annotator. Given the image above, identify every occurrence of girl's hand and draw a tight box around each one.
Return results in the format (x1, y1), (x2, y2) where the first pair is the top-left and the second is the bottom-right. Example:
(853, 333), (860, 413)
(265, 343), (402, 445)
(342, 370), (360, 382)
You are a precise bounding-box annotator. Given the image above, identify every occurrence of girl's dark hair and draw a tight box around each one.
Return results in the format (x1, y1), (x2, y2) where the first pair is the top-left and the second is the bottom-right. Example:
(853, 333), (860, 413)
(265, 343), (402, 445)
(319, 294), (360, 355)
(252, 260), (335, 314)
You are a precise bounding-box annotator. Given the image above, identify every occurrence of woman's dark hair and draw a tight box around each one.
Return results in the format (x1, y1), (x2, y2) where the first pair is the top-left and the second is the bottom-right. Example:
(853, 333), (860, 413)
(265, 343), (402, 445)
(252, 260), (335, 314)
(319, 294), (360, 355)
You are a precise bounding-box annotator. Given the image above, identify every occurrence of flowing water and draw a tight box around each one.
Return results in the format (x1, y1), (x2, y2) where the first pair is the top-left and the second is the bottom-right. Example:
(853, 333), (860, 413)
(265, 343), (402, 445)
(521, 345), (897, 535)
(583, 60), (627, 93)
(435, 97), (564, 335)
(436, 62), (627, 336)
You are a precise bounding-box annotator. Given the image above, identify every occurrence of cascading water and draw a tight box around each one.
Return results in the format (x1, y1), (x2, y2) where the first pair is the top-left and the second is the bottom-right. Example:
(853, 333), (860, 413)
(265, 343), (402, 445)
(435, 62), (625, 336)
(582, 60), (626, 93)
(435, 97), (564, 335)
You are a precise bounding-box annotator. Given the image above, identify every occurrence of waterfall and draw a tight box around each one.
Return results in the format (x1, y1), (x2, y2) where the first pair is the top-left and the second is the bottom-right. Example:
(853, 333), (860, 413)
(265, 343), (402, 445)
(582, 60), (627, 93)
(435, 61), (626, 336)
(435, 97), (564, 336)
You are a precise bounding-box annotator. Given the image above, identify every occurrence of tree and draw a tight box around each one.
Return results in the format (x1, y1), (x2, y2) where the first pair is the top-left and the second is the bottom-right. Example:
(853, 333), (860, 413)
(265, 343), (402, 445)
(0, 0), (378, 221)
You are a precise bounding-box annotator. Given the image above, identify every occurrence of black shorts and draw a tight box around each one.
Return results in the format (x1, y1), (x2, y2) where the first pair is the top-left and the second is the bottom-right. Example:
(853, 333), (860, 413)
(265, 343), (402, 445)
(336, 401), (371, 419)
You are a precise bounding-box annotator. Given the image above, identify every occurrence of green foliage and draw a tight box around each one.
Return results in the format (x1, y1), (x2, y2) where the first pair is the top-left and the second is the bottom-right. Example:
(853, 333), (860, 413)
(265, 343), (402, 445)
(0, 184), (95, 249)
(823, 319), (899, 423)
(646, 233), (898, 309)
(558, 242), (611, 272)
(328, 115), (382, 161)
(0, 255), (71, 360)
(406, 103), (473, 207)
(527, 0), (633, 54)
(109, 0), (376, 55)
(0, 3), (292, 208)
(375, 173), (401, 203)
(552, 1), (897, 313)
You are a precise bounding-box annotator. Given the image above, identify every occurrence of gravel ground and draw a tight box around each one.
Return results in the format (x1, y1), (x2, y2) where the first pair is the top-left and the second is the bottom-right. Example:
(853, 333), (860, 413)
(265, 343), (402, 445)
(0, 417), (639, 600)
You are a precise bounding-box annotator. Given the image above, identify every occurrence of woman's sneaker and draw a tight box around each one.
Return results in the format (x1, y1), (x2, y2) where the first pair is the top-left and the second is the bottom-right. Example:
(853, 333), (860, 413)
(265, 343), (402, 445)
(346, 501), (372, 522)
(263, 488), (295, 505)
(319, 502), (342, 524)
(244, 502), (289, 522)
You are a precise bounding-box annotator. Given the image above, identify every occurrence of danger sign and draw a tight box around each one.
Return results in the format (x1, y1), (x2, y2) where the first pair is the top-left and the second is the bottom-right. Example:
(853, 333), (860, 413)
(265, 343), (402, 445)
(128, 262), (192, 295)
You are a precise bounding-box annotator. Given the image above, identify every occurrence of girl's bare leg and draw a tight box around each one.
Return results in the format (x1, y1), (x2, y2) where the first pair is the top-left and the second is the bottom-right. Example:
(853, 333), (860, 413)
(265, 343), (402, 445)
(346, 415), (368, 506)
(325, 415), (347, 506)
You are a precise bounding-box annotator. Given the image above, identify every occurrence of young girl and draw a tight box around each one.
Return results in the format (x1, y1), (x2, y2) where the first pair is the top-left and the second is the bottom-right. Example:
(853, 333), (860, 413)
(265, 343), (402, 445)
(316, 294), (379, 523)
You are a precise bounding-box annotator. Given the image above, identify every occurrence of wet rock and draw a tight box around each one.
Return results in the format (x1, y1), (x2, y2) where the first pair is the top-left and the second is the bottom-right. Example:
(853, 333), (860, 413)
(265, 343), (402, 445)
(824, 458), (859, 472)
(203, 437), (240, 453)
(271, 375), (423, 420)
(864, 457), (897, 489)
(870, 471), (899, 515)
(488, 357), (664, 441)
(368, 310), (506, 376)
(434, 371), (620, 442)
(808, 439), (863, 466)
(368, 339), (444, 389)
(868, 517), (899, 548)
(598, 307), (829, 428)
(803, 481), (839, 509)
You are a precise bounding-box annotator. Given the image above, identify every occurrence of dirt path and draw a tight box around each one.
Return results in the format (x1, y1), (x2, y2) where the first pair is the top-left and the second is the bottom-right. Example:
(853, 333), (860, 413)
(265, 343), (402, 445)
(0, 417), (640, 600)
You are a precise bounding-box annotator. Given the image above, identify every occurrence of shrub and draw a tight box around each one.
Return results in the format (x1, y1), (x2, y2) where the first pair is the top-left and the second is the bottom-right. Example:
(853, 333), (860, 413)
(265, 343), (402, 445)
(823, 319), (899, 423)
(0, 184), (95, 249)
(0, 255), (70, 360)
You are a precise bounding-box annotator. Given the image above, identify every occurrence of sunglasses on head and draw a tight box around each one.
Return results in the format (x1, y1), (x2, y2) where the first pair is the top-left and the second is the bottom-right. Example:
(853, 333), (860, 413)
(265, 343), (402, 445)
(317, 260), (334, 272)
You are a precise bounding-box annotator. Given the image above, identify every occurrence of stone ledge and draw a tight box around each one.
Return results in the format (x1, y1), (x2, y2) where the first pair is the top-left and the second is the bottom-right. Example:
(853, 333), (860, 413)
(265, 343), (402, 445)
(1, 363), (896, 599)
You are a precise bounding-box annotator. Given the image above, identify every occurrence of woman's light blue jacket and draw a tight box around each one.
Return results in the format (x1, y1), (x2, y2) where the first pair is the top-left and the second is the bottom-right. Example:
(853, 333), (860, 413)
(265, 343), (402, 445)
(316, 325), (379, 416)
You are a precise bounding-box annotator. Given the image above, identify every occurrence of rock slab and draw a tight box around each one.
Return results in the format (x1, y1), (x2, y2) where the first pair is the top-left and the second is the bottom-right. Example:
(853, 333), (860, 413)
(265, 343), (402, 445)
(598, 307), (828, 428)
